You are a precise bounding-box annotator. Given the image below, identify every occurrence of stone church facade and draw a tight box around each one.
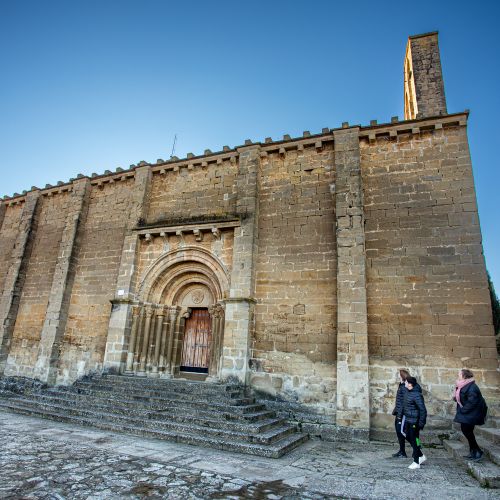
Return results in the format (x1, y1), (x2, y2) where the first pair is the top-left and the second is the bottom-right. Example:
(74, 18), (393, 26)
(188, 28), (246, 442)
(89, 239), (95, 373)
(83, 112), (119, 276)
(0, 32), (497, 439)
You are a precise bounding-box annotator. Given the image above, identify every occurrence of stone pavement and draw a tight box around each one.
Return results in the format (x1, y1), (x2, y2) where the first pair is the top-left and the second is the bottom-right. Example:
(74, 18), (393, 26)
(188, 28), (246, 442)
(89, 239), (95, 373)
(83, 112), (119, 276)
(0, 410), (497, 500)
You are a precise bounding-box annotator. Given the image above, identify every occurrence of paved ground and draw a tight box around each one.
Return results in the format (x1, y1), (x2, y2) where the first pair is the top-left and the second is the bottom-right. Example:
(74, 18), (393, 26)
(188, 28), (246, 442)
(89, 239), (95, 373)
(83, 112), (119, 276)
(0, 410), (498, 499)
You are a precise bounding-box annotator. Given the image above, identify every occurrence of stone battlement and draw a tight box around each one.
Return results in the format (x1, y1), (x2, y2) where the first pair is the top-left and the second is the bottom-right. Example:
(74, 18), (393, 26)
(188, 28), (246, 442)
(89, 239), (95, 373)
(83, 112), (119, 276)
(2, 111), (468, 204)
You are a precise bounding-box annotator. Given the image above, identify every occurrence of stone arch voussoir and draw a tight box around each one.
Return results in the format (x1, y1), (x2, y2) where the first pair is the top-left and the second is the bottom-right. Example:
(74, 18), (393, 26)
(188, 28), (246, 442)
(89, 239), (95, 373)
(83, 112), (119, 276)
(138, 246), (230, 305)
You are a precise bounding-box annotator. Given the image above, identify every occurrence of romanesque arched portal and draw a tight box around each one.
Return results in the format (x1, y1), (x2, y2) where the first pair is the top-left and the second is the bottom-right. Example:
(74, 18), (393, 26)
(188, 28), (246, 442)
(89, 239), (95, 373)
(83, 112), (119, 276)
(124, 247), (229, 379)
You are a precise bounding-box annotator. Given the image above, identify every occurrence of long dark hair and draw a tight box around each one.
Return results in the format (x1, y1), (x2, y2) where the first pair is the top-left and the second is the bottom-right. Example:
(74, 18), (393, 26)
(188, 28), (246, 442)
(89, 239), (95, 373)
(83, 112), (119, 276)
(399, 369), (410, 381)
(461, 369), (474, 379)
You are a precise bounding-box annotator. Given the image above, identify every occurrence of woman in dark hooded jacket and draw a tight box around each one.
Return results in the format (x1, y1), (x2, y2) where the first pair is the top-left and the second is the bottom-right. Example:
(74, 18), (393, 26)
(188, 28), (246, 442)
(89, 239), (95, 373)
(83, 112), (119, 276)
(454, 369), (488, 461)
(392, 369), (410, 457)
(398, 376), (427, 469)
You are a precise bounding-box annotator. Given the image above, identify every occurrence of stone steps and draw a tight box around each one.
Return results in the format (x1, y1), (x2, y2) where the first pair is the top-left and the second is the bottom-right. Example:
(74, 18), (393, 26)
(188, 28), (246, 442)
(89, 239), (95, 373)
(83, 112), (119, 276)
(0, 374), (308, 458)
(75, 377), (246, 399)
(477, 426), (500, 446)
(27, 392), (278, 424)
(51, 385), (265, 414)
(0, 396), (286, 437)
(458, 433), (500, 466)
(63, 383), (256, 407)
(444, 439), (500, 488)
(0, 398), (294, 445)
(95, 374), (243, 394)
(0, 400), (307, 458)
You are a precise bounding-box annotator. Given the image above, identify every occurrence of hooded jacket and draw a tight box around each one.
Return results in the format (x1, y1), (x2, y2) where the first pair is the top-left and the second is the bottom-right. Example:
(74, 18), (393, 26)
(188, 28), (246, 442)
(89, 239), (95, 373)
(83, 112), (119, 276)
(398, 383), (427, 429)
(454, 381), (487, 426)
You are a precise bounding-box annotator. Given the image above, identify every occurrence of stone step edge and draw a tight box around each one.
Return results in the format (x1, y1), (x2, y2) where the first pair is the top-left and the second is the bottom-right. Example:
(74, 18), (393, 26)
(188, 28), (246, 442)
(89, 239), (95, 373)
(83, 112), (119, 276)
(47, 388), (265, 413)
(29, 391), (276, 422)
(0, 403), (308, 458)
(7, 395), (285, 435)
(476, 426), (500, 446)
(97, 375), (242, 392)
(75, 380), (244, 398)
(443, 440), (500, 488)
(105, 373), (239, 386)
(48, 388), (264, 413)
(0, 399), (295, 446)
(457, 433), (500, 467)
(58, 385), (255, 406)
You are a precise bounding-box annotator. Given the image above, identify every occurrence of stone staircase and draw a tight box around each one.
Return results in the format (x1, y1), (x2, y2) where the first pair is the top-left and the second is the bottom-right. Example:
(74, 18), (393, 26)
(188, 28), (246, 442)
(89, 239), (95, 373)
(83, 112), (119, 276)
(444, 408), (500, 488)
(0, 374), (308, 458)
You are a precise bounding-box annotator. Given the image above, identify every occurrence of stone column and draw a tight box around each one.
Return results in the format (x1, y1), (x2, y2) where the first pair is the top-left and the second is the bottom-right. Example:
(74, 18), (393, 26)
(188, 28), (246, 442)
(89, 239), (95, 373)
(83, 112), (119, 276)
(133, 307), (145, 372)
(208, 304), (219, 378)
(151, 306), (165, 375)
(125, 304), (142, 372)
(139, 305), (154, 373)
(207, 302), (225, 380)
(158, 310), (170, 373)
(164, 306), (180, 377)
(0, 190), (40, 375)
(103, 166), (152, 372)
(221, 145), (260, 384)
(171, 308), (190, 376)
(35, 179), (91, 384)
(334, 128), (370, 438)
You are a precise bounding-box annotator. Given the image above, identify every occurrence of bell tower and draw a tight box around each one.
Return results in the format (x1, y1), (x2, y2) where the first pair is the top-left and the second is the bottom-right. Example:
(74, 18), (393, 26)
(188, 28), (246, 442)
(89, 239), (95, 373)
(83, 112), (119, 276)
(404, 31), (447, 120)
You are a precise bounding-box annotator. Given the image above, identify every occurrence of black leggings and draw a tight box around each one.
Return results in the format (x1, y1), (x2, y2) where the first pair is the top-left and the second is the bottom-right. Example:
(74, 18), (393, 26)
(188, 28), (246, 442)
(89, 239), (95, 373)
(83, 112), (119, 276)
(461, 423), (481, 452)
(395, 418), (406, 453)
(405, 424), (423, 463)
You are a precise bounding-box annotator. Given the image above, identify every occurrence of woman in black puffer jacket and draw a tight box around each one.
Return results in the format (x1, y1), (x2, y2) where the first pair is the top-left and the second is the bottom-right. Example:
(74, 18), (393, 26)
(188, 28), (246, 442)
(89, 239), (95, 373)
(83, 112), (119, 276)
(454, 369), (488, 461)
(398, 376), (427, 469)
(392, 369), (410, 458)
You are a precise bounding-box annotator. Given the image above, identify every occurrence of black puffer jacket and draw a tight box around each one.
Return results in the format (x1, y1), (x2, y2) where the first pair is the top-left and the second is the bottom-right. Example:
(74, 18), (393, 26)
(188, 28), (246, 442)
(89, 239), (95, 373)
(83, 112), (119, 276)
(454, 381), (487, 426)
(392, 382), (405, 417)
(398, 384), (427, 429)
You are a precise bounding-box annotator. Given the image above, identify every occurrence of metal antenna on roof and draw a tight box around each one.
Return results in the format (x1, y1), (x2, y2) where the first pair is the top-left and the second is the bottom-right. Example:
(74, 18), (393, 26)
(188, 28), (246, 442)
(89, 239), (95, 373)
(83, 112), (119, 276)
(170, 134), (177, 159)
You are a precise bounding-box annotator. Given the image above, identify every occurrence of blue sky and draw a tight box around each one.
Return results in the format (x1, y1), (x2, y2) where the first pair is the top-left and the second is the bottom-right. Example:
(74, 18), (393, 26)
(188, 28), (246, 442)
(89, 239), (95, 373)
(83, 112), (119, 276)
(1, 0), (499, 291)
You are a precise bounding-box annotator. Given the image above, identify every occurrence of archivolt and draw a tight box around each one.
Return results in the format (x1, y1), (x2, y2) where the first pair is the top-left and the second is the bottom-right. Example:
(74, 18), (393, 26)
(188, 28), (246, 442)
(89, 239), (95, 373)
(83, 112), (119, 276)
(137, 246), (230, 304)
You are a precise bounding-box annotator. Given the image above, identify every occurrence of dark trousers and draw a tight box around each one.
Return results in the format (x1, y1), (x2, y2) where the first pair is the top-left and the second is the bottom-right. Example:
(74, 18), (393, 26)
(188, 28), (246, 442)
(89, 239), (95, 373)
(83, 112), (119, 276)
(405, 424), (423, 463)
(461, 423), (480, 452)
(395, 418), (406, 453)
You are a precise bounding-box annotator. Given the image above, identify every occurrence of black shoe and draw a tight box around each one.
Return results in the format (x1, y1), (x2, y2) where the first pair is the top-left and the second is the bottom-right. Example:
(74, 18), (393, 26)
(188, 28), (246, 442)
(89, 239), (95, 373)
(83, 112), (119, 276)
(471, 450), (484, 462)
(392, 451), (407, 458)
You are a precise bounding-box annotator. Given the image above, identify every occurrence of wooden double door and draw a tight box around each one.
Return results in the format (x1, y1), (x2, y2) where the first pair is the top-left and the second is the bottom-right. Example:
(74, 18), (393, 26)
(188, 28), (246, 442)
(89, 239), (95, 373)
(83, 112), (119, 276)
(180, 308), (212, 373)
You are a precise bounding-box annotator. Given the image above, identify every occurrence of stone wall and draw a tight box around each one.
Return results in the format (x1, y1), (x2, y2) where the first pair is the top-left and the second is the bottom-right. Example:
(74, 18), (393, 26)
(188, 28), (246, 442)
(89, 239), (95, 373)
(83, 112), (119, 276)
(4, 192), (70, 377)
(147, 159), (238, 223)
(0, 204), (23, 297)
(56, 180), (134, 383)
(361, 123), (499, 430)
(251, 144), (337, 420)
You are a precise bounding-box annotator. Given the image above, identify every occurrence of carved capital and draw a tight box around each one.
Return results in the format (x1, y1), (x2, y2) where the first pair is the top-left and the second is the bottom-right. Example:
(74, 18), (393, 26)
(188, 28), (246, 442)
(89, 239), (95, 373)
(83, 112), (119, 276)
(209, 302), (225, 319)
(131, 304), (142, 317)
(145, 305), (155, 318)
(155, 305), (167, 317)
(168, 306), (180, 319)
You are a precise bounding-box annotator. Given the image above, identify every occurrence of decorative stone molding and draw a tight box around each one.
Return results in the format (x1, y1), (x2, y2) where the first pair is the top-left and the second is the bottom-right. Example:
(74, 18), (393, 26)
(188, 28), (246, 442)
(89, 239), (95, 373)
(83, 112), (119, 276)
(193, 229), (203, 242)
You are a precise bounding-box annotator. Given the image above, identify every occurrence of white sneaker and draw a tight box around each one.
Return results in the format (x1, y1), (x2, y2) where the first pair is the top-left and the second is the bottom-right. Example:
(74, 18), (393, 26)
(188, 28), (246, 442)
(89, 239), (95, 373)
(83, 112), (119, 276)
(419, 454), (427, 465)
(408, 462), (421, 469)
